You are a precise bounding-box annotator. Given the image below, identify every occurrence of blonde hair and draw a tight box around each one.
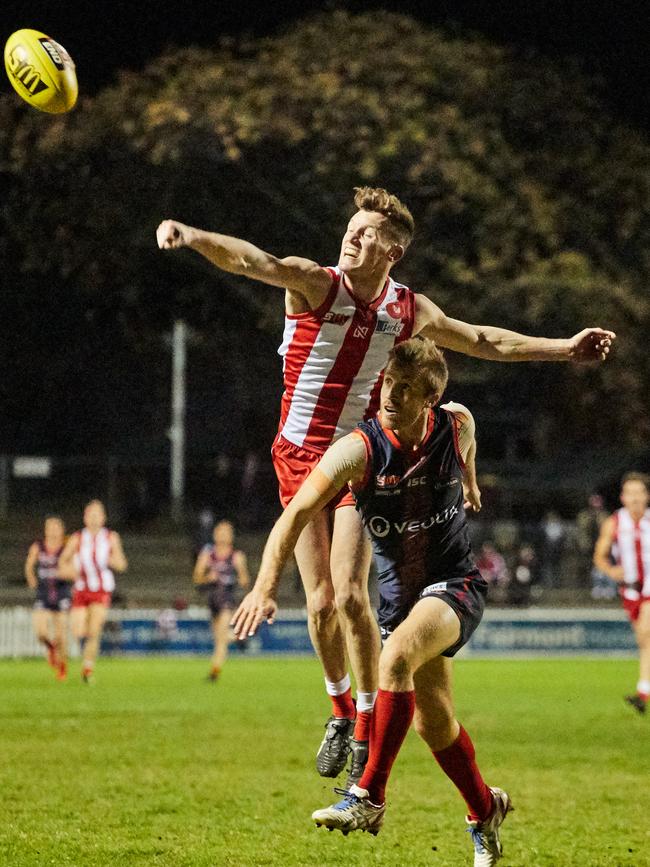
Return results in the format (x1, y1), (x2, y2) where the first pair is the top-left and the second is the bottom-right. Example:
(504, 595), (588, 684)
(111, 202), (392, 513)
(353, 186), (415, 248)
(621, 472), (650, 492)
(387, 337), (448, 401)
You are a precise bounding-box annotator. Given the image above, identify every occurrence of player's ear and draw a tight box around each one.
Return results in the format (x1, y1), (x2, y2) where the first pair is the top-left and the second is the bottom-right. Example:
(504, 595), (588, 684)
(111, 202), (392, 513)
(387, 244), (404, 264)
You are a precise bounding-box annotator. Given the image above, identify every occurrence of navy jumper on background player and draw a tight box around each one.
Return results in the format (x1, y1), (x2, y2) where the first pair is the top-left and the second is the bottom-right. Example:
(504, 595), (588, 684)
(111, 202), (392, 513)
(24, 516), (72, 680)
(233, 337), (511, 867)
(193, 520), (250, 681)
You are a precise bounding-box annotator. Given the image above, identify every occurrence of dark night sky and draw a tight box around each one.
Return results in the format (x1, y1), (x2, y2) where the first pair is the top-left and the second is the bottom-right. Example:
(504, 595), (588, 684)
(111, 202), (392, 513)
(1, 0), (648, 490)
(3, 0), (649, 131)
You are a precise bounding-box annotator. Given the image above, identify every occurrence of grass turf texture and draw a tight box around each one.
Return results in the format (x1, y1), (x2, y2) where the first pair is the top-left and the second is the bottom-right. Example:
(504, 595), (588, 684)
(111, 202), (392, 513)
(2, 657), (648, 866)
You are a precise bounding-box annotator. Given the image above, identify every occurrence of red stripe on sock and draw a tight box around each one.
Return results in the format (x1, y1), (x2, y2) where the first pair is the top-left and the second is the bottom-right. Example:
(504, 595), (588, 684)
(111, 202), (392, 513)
(358, 688), (415, 804)
(331, 688), (356, 719)
(433, 725), (492, 822)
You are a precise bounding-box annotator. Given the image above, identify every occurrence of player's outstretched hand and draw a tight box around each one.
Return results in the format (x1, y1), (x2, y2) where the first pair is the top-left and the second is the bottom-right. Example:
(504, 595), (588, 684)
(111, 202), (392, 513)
(156, 219), (192, 250)
(463, 482), (481, 512)
(568, 328), (616, 362)
(231, 590), (277, 640)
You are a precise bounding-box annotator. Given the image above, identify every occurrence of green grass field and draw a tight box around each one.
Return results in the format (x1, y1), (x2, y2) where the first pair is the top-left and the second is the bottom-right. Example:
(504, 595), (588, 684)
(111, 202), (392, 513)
(2, 656), (648, 867)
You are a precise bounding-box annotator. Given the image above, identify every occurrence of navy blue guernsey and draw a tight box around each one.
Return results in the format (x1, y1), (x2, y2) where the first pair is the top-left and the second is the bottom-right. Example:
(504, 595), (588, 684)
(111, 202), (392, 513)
(35, 541), (70, 608)
(354, 407), (476, 629)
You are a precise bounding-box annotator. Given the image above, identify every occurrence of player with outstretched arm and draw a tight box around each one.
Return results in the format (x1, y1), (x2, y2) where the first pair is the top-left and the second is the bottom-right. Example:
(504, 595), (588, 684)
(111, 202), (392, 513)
(158, 186), (614, 784)
(232, 337), (511, 867)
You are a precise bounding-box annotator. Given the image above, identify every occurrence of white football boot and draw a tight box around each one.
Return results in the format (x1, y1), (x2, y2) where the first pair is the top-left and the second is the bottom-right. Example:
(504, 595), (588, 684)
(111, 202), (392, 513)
(466, 787), (513, 867)
(312, 784), (385, 836)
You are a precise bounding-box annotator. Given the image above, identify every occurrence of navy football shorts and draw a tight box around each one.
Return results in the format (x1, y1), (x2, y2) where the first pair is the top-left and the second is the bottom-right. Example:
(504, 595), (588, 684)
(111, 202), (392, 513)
(206, 585), (236, 617)
(378, 569), (487, 657)
(34, 590), (71, 613)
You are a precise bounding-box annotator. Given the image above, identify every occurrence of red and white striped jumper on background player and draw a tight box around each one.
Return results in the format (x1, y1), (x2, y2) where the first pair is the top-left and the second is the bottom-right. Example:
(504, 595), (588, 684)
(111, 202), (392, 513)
(611, 507), (650, 619)
(59, 500), (127, 682)
(614, 506), (650, 707)
(594, 474), (650, 713)
(72, 526), (116, 606)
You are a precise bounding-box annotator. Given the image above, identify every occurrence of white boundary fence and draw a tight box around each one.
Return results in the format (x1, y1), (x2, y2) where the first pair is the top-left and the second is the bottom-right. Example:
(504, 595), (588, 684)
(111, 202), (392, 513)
(0, 606), (636, 658)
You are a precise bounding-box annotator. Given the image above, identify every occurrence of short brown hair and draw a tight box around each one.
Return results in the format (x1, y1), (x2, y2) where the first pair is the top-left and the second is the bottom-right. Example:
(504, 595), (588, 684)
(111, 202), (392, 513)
(353, 186), (415, 248)
(387, 337), (448, 401)
(621, 472), (650, 492)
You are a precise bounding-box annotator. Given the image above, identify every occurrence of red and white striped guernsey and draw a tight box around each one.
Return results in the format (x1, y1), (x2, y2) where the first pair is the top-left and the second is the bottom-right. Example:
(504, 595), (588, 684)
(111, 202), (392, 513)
(612, 507), (650, 597)
(74, 527), (115, 593)
(277, 266), (415, 453)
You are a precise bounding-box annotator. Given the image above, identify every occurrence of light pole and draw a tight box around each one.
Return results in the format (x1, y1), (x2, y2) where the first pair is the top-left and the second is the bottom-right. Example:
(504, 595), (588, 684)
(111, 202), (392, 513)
(169, 319), (187, 523)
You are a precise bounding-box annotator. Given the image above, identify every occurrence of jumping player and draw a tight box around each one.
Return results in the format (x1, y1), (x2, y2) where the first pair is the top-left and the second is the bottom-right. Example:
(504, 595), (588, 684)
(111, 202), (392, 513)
(24, 516), (71, 680)
(233, 338), (511, 865)
(593, 473), (650, 714)
(193, 519), (250, 681)
(58, 500), (128, 682)
(158, 186), (614, 780)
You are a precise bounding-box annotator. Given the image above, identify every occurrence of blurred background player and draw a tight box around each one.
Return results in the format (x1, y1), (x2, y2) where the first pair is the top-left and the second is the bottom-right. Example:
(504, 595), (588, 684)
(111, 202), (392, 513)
(24, 515), (71, 681)
(58, 500), (128, 682)
(193, 519), (250, 681)
(158, 186), (614, 780)
(575, 493), (615, 599)
(233, 338), (511, 866)
(593, 472), (650, 714)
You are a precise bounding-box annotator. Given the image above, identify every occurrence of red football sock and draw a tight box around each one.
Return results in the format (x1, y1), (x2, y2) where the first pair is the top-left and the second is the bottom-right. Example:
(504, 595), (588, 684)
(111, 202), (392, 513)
(433, 725), (492, 822)
(358, 688), (415, 804)
(330, 688), (356, 719)
(353, 710), (373, 741)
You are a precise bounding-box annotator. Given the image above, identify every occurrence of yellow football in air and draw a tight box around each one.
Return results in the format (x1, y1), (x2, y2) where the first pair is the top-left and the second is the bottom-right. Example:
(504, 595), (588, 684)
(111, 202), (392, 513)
(4, 28), (78, 113)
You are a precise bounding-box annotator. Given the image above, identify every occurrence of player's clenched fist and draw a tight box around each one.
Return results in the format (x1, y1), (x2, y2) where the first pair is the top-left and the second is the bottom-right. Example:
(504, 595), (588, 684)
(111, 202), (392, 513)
(156, 219), (193, 250)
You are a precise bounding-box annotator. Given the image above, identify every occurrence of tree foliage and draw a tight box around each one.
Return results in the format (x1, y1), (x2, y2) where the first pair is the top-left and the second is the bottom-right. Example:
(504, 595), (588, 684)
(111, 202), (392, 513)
(2, 10), (649, 461)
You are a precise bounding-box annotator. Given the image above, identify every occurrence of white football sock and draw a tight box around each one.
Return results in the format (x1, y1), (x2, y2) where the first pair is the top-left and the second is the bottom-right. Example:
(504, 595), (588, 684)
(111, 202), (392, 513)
(325, 673), (351, 696)
(356, 691), (377, 714)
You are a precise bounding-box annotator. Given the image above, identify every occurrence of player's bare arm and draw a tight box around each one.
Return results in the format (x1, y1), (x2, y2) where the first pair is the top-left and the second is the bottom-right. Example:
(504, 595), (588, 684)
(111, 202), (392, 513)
(156, 219), (332, 310)
(233, 551), (251, 590)
(108, 533), (128, 573)
(57, 535), (79, 581)
(24, 543), (39, 589)
(414, 294), (615, 363)
(593, 516), (625, 581)
(443, 402), (481, 512)
(231, 434), (368, 639)
(192, 551), (212, 585)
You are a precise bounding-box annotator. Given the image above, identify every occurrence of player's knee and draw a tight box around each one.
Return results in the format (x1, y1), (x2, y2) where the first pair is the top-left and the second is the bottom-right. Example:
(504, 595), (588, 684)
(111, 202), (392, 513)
(379, 645), (412, 684)
(307, 591), (336, 630)
(333, 584), (367, 623)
